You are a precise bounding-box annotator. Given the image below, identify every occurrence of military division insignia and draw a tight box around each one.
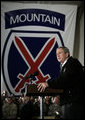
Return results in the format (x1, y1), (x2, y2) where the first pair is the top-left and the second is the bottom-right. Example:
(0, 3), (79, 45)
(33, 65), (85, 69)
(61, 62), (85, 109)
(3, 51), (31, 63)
(2, 8), (65, 95)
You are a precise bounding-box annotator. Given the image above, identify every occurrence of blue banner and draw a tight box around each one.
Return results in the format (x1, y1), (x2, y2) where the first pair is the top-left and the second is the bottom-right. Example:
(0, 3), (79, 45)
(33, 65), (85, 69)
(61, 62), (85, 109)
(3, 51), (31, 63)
(5, 9), (65, 31)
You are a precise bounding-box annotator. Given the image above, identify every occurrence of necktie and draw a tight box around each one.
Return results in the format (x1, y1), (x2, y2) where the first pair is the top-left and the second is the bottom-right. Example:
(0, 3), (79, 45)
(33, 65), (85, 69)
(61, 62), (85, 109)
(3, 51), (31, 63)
(60, 64), (62, 72)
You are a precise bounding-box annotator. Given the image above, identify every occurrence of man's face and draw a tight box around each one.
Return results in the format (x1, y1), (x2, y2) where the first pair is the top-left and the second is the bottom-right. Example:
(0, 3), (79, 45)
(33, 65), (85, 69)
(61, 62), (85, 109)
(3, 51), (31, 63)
(56, 48), (69, 63)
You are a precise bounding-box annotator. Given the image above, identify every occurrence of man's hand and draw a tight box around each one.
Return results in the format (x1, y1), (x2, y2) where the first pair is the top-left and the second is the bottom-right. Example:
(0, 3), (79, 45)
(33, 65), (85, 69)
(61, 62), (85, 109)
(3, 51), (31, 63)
(37, 82), (49, 92)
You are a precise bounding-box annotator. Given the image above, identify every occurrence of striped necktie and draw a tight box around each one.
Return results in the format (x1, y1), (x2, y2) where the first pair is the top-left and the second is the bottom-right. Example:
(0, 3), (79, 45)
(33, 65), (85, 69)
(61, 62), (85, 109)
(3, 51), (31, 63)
(60, 64), (62, 72)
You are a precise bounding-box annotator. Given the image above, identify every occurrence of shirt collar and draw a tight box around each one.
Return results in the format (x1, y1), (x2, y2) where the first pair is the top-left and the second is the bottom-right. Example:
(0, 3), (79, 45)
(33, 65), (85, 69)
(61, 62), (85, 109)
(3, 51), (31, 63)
(61, 58), (68, 67)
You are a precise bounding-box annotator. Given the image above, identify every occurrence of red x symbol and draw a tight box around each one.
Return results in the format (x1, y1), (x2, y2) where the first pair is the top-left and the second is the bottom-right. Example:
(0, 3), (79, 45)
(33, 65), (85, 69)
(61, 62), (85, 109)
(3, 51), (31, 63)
(14, 36), (55, 92)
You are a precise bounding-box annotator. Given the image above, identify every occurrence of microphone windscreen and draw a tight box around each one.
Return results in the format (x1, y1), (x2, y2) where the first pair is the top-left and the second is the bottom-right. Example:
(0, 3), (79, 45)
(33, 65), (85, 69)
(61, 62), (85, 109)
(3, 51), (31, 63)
(24, 74), (32, 80)
(33, 71), (39, 76)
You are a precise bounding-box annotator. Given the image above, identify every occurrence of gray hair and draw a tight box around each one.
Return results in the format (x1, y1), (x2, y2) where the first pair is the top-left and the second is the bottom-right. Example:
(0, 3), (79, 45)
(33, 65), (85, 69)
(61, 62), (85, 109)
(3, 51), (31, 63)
(57, 46), (70, 57)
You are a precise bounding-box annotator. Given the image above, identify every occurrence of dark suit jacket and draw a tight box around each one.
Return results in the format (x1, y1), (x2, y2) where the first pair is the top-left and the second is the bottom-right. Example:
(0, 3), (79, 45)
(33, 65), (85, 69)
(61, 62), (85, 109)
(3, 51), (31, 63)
(47, 56), (84, 104)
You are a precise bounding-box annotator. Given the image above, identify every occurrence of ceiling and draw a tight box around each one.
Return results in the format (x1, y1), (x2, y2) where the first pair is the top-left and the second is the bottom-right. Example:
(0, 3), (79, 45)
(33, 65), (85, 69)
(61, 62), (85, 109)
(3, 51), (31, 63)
(3, 1), (84, 7)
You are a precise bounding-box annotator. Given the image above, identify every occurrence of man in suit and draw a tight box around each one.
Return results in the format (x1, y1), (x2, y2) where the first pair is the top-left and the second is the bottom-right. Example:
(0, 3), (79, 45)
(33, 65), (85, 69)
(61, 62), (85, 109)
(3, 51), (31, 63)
(37, 46), (84, 119)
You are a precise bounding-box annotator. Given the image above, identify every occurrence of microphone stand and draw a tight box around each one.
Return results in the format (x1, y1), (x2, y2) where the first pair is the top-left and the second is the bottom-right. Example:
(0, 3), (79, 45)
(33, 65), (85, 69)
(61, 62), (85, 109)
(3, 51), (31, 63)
(29, 78), (33, 84)
(29, 77), (36, 84)
(28, 76), (44, 119)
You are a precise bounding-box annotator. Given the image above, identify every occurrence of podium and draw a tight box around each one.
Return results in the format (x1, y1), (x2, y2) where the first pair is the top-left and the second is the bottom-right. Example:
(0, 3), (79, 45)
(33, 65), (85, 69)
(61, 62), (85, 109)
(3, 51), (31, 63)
(26, 84), (63, 119)
(26, 84), (63, 95)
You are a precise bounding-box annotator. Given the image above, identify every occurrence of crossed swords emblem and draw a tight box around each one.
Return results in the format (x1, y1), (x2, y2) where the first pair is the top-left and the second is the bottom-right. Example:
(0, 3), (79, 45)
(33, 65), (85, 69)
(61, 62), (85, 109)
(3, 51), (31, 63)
(14, 36), (56, 92)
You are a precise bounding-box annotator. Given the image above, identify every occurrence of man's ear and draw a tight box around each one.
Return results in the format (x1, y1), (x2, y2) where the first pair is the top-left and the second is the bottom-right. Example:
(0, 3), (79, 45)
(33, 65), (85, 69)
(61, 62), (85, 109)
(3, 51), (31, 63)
(66, 52), (69, 58)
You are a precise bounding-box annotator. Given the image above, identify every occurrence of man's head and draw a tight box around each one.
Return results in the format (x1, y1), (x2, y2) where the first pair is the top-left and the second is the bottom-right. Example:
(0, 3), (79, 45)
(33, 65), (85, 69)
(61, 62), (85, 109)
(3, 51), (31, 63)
(56, 46), (70, 63)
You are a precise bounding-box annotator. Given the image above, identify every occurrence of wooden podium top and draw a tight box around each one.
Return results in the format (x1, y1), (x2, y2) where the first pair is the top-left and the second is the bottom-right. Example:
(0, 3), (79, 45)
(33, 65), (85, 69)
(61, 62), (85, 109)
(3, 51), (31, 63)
(26, 84), (63, 96)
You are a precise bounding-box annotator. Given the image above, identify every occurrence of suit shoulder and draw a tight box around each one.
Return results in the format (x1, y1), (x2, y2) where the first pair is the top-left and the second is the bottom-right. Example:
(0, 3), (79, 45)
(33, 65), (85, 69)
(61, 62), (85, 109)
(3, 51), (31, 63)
(68, 57), (82, 65)
(68, 57), (83, 69)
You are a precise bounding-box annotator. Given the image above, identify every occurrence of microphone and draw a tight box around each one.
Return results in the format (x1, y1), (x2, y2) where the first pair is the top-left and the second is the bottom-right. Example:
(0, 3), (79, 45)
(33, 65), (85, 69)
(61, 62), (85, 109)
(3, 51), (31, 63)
(24, 71), (39, 80)
(33, 71), (39, 76)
